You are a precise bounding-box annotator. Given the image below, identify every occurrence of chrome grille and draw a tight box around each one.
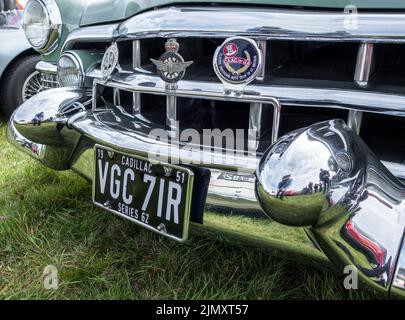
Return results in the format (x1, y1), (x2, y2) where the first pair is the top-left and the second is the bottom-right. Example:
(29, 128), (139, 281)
(81, 6), (405, 178)
(40, 73), (59, 90)
(93, 38), (385, 145)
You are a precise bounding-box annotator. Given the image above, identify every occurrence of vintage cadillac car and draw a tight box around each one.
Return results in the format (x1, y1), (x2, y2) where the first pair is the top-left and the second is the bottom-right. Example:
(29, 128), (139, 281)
(7, 0), (405, 298)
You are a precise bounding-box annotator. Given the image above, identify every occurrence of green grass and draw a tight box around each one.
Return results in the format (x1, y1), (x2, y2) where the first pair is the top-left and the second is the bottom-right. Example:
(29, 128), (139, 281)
(0, 120), (371, 299)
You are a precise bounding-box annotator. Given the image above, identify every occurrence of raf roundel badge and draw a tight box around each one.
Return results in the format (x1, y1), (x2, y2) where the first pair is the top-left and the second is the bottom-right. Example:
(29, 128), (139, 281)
(151, 39), (193, 85)
(101, 42), (119, 79)
(213, 37), (262, 88)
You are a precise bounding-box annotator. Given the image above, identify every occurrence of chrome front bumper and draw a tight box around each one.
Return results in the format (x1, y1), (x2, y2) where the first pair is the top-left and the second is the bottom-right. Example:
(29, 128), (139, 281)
(7, 88), (405, 298)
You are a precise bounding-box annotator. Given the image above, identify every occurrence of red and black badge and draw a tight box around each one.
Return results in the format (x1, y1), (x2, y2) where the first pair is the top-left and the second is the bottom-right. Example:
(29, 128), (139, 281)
(214, 37), (262, 85)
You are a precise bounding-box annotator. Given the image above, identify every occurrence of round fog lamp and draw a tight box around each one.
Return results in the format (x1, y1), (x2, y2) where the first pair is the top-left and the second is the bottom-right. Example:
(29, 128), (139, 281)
(57, 53), (84, 87)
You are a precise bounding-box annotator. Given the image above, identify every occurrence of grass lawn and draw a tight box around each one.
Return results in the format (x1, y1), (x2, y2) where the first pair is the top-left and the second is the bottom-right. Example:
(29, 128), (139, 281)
(0, 120), (371, 299)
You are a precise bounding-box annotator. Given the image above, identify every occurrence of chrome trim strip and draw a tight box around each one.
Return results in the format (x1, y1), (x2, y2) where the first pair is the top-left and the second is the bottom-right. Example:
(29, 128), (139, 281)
(25, 0), (62, 54)
(383, 161), (405, 181)
(272, 103), (281, 143)
(88, 72), (405, 116)
(62, 23), (119, 51)
(256, 40), (266, 82)
(36, 61), (57, 74)
(354, 43), (375, 88)
(132, 40), (141, 70)
(347, 110), (363, 135)
(132, 92), (141, 115)
(41, 0), (62, 55)
(63, 7), (405, 51)
(117, 7), (405, 43)
(166, 94), (177, 133)
(248, 102), (262, 153)
(351, 42), (371, 134)
(113, 88), (120, 106)
(132, 40), (142, 115)
(91, 80), (98, 110)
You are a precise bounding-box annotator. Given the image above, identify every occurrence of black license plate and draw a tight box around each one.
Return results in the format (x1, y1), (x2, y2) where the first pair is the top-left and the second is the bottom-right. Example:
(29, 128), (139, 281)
(93, 146), (194, 242)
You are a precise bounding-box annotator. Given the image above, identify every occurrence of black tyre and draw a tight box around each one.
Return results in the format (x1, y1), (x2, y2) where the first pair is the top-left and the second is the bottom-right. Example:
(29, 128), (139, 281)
(0, 55), (41, 118)
(0, 4), (5, 26)
(4, 0), (16, 11)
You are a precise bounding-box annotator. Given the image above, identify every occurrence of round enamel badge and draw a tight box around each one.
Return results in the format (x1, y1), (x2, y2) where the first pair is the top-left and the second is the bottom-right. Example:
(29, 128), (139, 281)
(101, 42), (119, 79)
(213, 37), (262, 86)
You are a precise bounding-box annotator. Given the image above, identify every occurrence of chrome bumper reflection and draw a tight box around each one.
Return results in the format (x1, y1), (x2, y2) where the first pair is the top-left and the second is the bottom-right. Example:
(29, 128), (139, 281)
(256, 119), (405, 297)
(7, 88), (405, 298)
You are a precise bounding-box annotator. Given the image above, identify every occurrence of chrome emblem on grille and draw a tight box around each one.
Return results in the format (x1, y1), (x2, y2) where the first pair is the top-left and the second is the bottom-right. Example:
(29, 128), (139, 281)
(163, 166), (172, 177)
(213, 37), (262, 90)
(151, 39), (193, 84)
(101, 42), (119, 79)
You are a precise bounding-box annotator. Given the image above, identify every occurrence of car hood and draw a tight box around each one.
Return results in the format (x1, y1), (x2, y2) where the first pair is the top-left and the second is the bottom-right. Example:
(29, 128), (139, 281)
(77, 0), (405, 26)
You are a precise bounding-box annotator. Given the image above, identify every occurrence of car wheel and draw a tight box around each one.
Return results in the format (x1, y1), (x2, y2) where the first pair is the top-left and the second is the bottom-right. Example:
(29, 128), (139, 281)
(3, 0), (16, 11)
(0, 55), (42, 118)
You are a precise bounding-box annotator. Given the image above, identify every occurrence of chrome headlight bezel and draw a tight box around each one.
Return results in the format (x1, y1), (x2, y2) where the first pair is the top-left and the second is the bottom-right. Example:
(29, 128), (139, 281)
(57, 52), (85, 88)
(23, 0), (62, 54)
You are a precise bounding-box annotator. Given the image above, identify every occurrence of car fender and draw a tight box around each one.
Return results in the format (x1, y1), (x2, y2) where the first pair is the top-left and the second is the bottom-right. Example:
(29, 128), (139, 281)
(0, 28), (32, 80)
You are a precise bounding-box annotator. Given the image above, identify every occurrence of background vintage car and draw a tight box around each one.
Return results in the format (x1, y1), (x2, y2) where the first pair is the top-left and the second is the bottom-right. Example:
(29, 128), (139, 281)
(0, 0), (43, 117)
(5, 0), (405, 299)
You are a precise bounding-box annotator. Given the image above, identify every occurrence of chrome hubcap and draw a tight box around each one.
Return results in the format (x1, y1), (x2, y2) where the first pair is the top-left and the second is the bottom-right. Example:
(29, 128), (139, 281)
(22, 71), (43, 102)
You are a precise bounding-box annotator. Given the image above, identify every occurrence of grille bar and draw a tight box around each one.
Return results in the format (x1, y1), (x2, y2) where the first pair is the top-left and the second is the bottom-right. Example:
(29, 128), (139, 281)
(40, 73), (59, 90)
(166, 94), (177, 132)
(347, 42), (375, 133)
(251, 40), (267, 149)
(64, 6), (405, 51)
(132, 40), (142, 116)
(256, 40), (267, 82)
(89, 72), (405, 116)
(248, 102), (262, 152)
(347, 110), (363, 135)
(354, 42), (375, 88)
